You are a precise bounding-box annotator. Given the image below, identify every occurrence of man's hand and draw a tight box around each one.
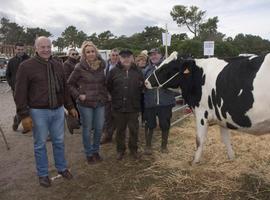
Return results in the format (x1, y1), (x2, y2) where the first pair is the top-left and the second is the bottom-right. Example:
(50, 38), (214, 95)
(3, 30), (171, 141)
(68, 108), (78, 118)
(21, 116), (33, 131)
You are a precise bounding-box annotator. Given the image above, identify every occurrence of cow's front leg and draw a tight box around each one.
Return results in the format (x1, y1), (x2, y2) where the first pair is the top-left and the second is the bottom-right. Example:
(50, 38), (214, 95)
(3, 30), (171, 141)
(192, 116), (208, 165)
(220, 126), (235, 160)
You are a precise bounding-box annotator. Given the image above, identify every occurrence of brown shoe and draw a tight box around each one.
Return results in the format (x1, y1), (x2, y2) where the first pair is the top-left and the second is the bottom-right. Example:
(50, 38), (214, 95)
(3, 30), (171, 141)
(22, 129), (31, 134)
(87, 156), (96, 164)
(58, 169), (73, 180)
(116, 152), (124, 160)
(93, 153), (103, 162)
(39, 176), (51, 187)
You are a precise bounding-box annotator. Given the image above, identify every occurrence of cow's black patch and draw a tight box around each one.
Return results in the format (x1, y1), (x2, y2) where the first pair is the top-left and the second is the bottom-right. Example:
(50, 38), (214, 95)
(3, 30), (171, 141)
(211, 89), (222, 121)
(204, 111), (208, 119)
(152, 59), (182, 89)
(221, 107), (227, 119)
(215, 55), (265, 127)
(201, 119), (204, 125)
(178, 60), (204, 108)
(226, 122), (238, 130)
(202, 74), (206, 85)
(208, 96), (213, 109)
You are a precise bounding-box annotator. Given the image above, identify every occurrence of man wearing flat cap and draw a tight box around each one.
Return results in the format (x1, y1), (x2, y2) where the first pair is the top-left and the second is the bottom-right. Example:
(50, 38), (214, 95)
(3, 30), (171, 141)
(148, 48), (160, 55)
(143, 48), (175, 155)
(107, 49), (144, 160)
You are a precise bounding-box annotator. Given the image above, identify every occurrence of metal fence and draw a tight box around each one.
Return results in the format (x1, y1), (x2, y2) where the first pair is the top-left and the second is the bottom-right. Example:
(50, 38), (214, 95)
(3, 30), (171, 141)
(171, 95), (192, 126)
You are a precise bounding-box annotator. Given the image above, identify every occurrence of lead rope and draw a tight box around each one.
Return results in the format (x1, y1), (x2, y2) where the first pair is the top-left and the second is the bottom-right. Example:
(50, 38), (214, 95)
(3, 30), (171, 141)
(153, 70), (180, 88)
(157, 88), (160, 105)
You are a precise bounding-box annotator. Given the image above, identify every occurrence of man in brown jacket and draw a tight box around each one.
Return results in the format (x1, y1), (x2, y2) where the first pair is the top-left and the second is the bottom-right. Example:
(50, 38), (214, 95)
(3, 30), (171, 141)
(15, 36), (78, 188)
(107, 49), (144, 160)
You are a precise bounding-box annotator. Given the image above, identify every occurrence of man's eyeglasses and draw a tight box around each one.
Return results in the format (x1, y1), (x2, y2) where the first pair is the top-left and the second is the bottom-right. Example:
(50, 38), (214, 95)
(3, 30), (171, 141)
(71, 53), (79, 56)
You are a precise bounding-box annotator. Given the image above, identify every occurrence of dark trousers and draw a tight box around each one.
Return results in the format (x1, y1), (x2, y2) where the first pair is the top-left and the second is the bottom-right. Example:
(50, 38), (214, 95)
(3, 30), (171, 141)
(114, 112), (139, 153)
(103, 101), (115, 139)
(144, 105), (173, 132)
(12, 90), (21, 126)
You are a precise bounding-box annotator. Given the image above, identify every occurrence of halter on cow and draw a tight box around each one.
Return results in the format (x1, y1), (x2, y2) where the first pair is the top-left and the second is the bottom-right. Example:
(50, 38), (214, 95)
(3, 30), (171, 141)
(145, 52), (270, 164)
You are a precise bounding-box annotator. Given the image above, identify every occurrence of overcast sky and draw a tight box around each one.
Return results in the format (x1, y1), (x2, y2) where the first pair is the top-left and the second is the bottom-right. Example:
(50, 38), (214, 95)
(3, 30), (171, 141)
(0, 0), (269, 41)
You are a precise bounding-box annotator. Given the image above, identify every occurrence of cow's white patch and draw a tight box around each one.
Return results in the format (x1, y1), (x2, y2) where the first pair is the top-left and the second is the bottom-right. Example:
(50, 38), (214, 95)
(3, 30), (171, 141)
(249, 55), (258, 60)
(246, 53), (270, 133)
(196, 58), (228, 122)
(238, 89), (243, 96)
(156, 51), (178, 69)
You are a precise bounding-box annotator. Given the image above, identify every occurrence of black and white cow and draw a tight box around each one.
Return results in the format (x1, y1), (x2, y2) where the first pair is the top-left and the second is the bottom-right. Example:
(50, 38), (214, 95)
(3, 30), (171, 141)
(145, 52), (270, 164)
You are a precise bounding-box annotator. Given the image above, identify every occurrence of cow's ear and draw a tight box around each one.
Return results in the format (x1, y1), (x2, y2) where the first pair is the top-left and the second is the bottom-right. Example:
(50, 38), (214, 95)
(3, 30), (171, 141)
(182, 60), (195, 74)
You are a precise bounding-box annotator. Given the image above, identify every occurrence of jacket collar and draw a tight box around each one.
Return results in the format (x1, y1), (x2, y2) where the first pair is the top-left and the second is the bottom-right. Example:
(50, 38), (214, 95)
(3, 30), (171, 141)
(34, 53), (53, 65)
(68, 57), (79, 64)
(116, 63), (137, 70)
(80, 58), (105, 71)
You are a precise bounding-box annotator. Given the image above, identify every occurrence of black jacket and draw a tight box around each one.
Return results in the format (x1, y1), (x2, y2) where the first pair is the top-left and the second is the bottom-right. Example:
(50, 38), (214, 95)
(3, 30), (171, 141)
(6, 53), (30, 91)
(107, 63), (144, 112)
(63, 57), (79, 80)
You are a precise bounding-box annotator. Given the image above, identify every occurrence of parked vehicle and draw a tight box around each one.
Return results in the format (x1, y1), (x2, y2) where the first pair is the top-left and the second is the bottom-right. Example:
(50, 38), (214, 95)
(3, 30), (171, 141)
(0, 56), (8, 82)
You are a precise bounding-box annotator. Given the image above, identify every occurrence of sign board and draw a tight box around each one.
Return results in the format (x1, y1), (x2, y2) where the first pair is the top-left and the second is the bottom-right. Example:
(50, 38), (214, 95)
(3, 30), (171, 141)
(203, 41), (215, 56)
(162, 32), (171, 46)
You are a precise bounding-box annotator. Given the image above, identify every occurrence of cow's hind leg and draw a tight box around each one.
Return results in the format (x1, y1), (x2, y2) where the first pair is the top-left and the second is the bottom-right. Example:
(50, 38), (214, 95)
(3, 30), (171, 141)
(192, 118), (208, 165)
(220, 127), (235, 160)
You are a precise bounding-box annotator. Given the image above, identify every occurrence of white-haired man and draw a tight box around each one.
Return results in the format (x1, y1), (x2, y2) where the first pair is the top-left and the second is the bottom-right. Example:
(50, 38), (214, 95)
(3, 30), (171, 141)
(15, 36), (78, 187)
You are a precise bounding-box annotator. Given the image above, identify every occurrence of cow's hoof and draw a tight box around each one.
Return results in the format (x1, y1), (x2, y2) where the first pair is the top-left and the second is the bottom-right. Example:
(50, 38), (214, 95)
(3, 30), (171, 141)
(228, 157), (235, 161)
(189, 160), (200, 166)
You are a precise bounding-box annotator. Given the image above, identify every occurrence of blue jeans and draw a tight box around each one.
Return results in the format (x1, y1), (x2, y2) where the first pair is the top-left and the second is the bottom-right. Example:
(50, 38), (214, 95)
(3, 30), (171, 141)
(78, 104), (105, 157)
(30, 106), (67, 177)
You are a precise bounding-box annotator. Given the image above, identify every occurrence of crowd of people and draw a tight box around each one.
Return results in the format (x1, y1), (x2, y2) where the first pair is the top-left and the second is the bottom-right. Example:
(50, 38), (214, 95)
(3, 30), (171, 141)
(6, 36), (176, 187)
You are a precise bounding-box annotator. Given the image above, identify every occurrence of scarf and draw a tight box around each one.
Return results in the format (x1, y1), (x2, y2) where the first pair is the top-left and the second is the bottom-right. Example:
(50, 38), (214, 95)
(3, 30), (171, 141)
(34, 54), (60, 108)
(87, 59), (101, 70)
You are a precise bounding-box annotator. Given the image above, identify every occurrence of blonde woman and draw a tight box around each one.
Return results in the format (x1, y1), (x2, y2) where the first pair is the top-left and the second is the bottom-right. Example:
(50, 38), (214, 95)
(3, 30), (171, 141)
(68, 41), (108, 164)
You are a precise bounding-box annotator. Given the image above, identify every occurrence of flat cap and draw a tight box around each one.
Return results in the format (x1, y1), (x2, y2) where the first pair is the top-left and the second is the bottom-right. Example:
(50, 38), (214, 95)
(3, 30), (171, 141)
(119, 49), (133, 56)
(148, 48), (161, 55)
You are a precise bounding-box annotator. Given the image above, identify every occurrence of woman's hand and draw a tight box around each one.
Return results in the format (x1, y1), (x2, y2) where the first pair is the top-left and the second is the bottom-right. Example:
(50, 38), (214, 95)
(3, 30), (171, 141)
(79, 94), (86, 101)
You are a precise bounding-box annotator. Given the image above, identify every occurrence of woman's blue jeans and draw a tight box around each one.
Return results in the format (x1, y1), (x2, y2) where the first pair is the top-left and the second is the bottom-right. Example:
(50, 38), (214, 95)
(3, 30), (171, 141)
(77, 104), (105, 157)
(30, 106), (67, 177)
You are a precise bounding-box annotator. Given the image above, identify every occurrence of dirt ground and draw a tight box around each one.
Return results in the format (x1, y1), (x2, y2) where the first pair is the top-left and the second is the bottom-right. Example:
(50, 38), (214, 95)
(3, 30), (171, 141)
(1, 81), (270, 200)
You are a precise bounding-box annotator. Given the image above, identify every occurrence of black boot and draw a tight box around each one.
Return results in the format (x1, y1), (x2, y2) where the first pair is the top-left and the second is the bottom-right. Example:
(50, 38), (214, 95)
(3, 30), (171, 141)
(144, 128), (153, 155)
(161, 130), (169, 153)
(12, 115), (19, 131)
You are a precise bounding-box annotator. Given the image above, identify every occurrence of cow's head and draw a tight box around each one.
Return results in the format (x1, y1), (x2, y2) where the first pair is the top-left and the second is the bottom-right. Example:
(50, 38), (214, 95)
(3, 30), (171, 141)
(145, 51), (196, 89)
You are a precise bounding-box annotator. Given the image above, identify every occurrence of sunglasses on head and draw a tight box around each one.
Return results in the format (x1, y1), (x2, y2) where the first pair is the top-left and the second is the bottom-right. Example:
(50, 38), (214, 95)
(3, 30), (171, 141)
(72, 53), (79, 56)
